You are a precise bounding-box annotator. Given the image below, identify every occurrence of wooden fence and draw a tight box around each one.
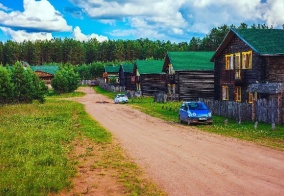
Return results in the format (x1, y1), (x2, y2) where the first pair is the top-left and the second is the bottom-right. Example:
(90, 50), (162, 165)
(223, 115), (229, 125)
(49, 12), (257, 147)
(201, 98), (280, 124)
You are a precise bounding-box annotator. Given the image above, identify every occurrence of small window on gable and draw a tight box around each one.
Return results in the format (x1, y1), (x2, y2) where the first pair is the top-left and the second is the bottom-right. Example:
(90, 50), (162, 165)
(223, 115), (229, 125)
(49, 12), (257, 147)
(225, 54), (234, 70)
(235, 86), (241, 102)
(242, 51), (252, 69)
(222, 85), (229, 100)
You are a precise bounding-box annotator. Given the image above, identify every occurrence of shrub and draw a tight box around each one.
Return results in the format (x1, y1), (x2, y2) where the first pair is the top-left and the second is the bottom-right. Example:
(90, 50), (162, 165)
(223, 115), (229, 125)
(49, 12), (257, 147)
(0, 66), (14, 104)
(51, 66), (80, 94)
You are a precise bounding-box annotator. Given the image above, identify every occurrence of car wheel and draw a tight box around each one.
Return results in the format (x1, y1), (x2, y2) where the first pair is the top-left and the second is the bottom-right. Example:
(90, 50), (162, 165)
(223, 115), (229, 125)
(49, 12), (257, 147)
(179, 116), (183, 123)
(187, 118), (191, 126)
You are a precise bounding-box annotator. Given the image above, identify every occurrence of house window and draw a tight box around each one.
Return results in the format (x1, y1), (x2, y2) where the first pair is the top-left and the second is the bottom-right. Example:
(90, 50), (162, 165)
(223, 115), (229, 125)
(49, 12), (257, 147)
(235, 53), (241, 79)
(235, 86), (241, 102)
(222, 85), (229, 100)
(242, 51), (252, 69)
(248, 92), (257, 103)
(225, 54), (234, 70)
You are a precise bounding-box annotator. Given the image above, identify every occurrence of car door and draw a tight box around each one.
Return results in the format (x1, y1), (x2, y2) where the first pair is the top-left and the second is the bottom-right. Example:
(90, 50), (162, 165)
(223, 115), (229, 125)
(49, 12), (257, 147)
(179, 103), (188, 121)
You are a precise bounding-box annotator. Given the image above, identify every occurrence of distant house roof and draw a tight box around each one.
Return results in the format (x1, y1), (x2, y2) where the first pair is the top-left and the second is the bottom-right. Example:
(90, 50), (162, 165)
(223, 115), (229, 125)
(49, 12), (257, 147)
(164, 51), (215, 71)
(211, 28), (284, 61)
(104, 65), (120, 73)
(135, 60), (164, 74)
(30, 65), (59, 75)
(121, 64), (134, 73)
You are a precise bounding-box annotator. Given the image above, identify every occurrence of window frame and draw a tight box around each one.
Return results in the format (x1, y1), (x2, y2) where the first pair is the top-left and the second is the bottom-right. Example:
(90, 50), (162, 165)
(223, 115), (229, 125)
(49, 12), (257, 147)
(242, 51), (252, 69)
(235, 86), (242, 102)
(248, 92), (257, 103)
(225, 54), (234, 70)
(222, 85), (229, 100)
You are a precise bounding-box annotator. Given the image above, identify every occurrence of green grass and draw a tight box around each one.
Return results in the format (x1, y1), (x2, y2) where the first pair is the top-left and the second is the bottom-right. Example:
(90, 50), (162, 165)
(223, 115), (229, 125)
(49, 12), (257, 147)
(0, 89), (165, 196)
(46, 90), (85, 98)
(94, 86), (284, 150)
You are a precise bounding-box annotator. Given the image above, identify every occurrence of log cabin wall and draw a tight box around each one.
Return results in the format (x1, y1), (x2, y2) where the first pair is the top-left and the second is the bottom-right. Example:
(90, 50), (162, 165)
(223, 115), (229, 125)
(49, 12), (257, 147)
(140, 74), (166, 96)
(177, 71), (214, 101)
(266, 56), (284, 82)
(124, 73), (136, 90)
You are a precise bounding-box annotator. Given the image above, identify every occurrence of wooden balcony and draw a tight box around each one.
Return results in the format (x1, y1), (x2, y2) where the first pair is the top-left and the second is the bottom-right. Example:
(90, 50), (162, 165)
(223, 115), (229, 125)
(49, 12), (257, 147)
(220, 69), (244, 84)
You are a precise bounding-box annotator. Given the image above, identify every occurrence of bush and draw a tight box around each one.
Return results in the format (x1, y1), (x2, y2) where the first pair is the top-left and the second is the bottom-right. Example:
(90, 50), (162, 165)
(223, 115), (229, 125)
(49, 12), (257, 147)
(0, 61), (48, 105)
(0, 66), (14, 104)
(51, 66), (80, 94)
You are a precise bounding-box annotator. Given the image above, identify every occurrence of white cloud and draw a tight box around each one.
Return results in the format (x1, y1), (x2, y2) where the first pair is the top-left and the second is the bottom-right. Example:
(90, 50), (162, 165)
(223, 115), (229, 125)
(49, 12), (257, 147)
(0, 3), (9, 11)
(70, 0), (284, 41)
(73, 26), (108, 42)
(262, 0), (284, 27)
(0, 0), (72, 32)
(0, 27), (53, 42)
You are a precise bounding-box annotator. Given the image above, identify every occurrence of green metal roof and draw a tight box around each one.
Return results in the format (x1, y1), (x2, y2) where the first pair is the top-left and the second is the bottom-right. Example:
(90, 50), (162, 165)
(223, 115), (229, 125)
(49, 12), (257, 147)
(104, 65), (120, 73)
(121, 63), (134, 73)
(30, 65), (59, 75)
(135, 60), (164, 74)
(232, 28), (284, 55)
(167, 51), (214, 71)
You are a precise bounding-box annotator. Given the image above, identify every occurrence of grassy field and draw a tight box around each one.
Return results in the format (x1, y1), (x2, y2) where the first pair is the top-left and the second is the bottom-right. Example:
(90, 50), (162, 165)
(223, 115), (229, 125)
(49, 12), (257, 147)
(94, 86), (284, 150)
(0, 92), (164, 195)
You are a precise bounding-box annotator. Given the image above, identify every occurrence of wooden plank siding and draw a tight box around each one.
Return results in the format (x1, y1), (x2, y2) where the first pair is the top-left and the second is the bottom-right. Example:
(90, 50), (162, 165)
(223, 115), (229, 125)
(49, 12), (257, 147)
(177, 71), (214, 101)
(140, 74), (166, 96)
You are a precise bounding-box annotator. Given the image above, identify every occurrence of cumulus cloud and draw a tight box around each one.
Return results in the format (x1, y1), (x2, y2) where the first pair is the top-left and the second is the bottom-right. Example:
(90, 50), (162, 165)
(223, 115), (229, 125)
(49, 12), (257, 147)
(0, 27), (53, 42)
(70, 0), (284, 41)
(0, 3), (9, 11)
(73, 26), (108, 42)
(262, 0), (284, 27)
(0, 0), (72, 32)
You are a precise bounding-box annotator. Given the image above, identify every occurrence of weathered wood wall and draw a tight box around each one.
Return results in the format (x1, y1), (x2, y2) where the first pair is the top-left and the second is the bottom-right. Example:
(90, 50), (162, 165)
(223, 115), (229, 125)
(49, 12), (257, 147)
(141, 74), (166, 96)
(177, 71), (214, 101)
(201, 98), (280, 124)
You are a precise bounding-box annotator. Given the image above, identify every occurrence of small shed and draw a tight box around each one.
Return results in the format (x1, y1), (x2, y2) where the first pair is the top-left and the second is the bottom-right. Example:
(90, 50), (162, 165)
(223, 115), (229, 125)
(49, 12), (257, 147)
(119, 63), (136, 91)
(30, 65), (59, 84)
(163, 51), (215, 101)
(134, 60), (166, 96)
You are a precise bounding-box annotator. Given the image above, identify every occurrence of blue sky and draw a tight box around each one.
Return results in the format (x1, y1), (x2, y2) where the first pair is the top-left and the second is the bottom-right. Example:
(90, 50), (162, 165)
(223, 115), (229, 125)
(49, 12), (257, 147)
(0, 0), (283, 43)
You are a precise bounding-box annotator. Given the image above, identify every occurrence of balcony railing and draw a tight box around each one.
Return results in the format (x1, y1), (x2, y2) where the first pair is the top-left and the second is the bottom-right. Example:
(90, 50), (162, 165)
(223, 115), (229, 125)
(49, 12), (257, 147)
(221, 69), (244, 83)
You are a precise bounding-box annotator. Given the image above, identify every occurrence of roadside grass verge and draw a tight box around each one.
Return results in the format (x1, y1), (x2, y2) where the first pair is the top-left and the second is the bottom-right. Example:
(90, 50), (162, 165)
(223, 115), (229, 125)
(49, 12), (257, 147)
(46, 89), (85, 98)
(0, 93), (165, 195)
(93, 86), (284, 150)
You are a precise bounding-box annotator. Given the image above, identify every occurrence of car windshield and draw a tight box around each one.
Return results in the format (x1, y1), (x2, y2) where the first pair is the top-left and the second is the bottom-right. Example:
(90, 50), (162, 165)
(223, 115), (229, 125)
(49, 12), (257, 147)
(187, 102), (208, 110)
(118, 94), (126, 97)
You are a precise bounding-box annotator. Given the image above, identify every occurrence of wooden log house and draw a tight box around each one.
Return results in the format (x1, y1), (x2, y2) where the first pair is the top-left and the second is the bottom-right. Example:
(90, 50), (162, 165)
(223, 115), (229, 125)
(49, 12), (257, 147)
(103, 65), (120, 84)
(162, 51), (215, 101)
(119, 63), (136, 91)
(30, 65), (59, 84)
(211, 28), (284, 103)
(134, 60), (166, 96)
(211, 28), (284, 123)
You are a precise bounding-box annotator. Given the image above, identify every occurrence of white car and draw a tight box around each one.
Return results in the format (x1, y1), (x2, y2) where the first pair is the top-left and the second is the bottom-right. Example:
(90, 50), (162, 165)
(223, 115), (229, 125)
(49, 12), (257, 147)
(114, 94), (129, 104)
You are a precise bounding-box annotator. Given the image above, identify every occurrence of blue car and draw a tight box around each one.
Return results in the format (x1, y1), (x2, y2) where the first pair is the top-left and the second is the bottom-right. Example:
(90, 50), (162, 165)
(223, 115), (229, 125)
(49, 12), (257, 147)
(179, 101), (213, 125)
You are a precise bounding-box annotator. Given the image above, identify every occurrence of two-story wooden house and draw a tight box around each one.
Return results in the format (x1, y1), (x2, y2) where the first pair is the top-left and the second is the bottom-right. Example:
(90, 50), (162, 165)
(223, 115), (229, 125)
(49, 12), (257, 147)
(163, 51), (215, 101)
(134, 60), (166, 96)
(119, 63), (136, 91)
(211, 28), (284, 103)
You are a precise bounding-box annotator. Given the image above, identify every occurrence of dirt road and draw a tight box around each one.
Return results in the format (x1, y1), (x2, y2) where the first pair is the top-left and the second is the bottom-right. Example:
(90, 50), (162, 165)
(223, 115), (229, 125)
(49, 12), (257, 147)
(73, 87), (284, 196)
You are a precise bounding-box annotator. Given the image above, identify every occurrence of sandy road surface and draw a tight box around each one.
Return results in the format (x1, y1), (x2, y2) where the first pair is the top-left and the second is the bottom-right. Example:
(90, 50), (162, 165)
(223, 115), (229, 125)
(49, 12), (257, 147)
(72, 87), (284, 196)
